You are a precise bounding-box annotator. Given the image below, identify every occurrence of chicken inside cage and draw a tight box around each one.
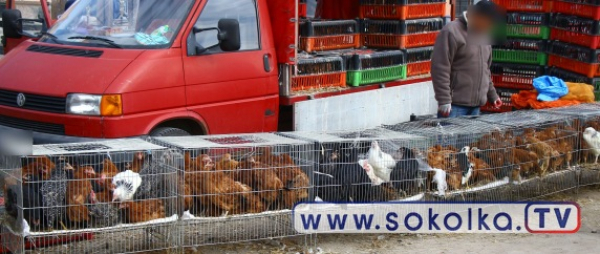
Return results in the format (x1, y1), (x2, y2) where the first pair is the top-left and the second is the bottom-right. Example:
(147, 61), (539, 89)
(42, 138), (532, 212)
(182, 148), (311, 217)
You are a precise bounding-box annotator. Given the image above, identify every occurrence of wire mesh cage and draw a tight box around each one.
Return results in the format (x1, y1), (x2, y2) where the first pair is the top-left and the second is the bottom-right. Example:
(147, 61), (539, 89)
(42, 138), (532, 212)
(471, 110), (580, 200)
(299, 19), (360, 52)
(382, 117), (518, 201)
(281, 128), (430, 204)
(0, 139), (179, 254)
(151, 133), (314, 247)
(539, 103), (600, 187)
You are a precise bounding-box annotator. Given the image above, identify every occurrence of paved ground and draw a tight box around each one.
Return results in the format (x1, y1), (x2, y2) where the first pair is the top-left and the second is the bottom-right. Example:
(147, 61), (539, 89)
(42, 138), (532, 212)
(183, 186), (600, 254)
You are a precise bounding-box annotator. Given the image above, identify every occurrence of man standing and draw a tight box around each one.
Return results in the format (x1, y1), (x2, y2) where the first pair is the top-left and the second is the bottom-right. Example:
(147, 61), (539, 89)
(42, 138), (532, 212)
(431, 0), (503, 118)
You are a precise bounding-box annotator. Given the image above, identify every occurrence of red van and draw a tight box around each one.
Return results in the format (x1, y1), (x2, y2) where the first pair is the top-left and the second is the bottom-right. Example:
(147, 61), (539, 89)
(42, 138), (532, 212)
(0, 0), (428, 144)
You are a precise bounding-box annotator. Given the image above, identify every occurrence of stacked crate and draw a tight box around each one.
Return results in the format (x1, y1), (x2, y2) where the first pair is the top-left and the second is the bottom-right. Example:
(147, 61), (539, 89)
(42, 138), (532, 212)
(549, 1), (600, 100)
(488, 1), (553, 113)
(358, 0), (447, 79)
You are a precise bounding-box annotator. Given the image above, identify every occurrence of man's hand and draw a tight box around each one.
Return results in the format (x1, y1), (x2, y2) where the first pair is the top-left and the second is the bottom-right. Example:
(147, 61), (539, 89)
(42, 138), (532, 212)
(493, 98), (503, 108)
(438, 104), (452, 117)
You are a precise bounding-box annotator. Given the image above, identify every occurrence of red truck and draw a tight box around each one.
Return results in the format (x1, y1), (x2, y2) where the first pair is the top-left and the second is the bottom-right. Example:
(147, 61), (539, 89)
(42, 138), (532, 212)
(0, 0), (431, 144)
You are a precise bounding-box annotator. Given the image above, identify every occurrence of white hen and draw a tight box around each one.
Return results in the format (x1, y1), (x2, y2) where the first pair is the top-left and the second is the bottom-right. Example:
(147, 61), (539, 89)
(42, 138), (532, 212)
(359, 159), (385, 186)
(112, 170), (142, 202)
(583, 127), (600, 164)
(367, 141), (396, 182)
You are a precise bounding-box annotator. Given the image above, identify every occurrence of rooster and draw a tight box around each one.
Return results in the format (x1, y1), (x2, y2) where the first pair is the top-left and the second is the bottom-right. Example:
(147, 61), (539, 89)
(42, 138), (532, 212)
(583, 127), (600, 164)
(367, 141), (396, 182)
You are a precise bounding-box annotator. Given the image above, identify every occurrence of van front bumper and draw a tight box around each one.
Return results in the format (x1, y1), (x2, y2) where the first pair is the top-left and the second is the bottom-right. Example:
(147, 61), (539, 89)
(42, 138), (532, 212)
(0, 124), (103, 145)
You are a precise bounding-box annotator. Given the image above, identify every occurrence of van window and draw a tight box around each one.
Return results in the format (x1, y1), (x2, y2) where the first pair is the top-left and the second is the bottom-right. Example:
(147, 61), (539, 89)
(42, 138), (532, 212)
(189, 0), (259, 55)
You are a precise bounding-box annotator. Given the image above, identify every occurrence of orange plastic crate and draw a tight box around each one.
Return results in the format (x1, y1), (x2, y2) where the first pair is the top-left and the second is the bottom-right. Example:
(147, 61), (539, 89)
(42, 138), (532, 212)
(362, 32), (439, 49)
(548, 54), (600, 78)
(300, 35), (360, 52)
(491, 74), (535, 90)
(554, 0), (600, 20)
(492, 0), (553, 13)
(551, 28), (600, 49)
(291, 72), (347, 92)
(407, 61), (431, 77)
(359, 3), (446, 20)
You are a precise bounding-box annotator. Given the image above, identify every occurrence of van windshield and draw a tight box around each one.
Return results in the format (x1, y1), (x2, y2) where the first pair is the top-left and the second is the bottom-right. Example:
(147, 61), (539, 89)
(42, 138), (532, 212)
(45, 0), (194, 49)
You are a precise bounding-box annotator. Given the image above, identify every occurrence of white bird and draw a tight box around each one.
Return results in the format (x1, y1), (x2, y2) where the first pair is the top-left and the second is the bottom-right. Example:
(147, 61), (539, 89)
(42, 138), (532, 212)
(359, 159), (385, 186)
(583, 127), (600, 164)
(458, 146), (474, 186)
(367, 141), (396, 182)
(430, 168), (447, 196)
(112, 170), (142, 203)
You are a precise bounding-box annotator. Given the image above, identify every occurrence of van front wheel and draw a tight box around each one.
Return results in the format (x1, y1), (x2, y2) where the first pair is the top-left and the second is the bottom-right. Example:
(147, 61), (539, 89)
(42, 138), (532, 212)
(150, 127), (191, 137)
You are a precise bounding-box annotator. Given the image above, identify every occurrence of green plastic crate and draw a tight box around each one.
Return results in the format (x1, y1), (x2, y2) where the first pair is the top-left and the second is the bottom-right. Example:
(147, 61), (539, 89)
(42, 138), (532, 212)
(506, 25), (550, 40)
(347, 65), (407, 86)
(492, 49), (547, 65)
(595, 91), (600, 101)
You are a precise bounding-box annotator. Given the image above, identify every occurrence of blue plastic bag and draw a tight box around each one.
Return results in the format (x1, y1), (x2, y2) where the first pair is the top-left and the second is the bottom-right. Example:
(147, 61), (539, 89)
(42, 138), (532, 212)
(533, 76), (568, 102)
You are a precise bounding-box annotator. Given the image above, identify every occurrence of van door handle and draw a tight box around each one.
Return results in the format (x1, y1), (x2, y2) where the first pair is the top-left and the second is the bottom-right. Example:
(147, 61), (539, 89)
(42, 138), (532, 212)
(263, 54), (272, 72)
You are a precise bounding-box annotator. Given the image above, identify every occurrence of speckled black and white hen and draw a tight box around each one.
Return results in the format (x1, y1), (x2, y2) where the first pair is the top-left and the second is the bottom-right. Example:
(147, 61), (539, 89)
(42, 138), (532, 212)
(39, 158), (71, 230)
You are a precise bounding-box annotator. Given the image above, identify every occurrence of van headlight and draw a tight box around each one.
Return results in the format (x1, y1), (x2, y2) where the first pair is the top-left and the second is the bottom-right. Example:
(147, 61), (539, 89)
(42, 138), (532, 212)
(66, 94), (122, 116)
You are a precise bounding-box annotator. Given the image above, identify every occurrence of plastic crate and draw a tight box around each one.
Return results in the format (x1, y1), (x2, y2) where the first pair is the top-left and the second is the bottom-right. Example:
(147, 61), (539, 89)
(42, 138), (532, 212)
(493, 49), (548, 65)
(549, 40), (600, 63)
(506, 24), (550, 39)
(291, 56), (347, 91)
(347, 64), (407, 86)
(507, 12), (550, 26)
(361, 18), (445, 35)
(358, 1), (447, 20)
(405, 46), (434, 63)
(300, 20), (360, 52)
(490, 63), (545, 89)
(481, 88), (517, 113)
(348, 50), (406, 70)
(492, 0), (553, 12)
(552, 13), (600, 35)
(362, 32), (439, 49)
(548, 67), (600, 88)
(406, 60), (431, 77)
(551, 27), (600, 48)
(554, 0), (600, 20)
(548, 54), (600, 78)
(494, 38), (547, 51)
(562, 0), (600, 5)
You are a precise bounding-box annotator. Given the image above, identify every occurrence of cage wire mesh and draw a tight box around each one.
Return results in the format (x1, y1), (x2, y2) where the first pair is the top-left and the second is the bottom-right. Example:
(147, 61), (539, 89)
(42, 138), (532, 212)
(0, 139), (179, 254)
(539, 103), (600, 187)
(281, 128), (430, 204)
(382, 117), (518, 202)
(471, 110), (580, 200)
(151, 133), (315, 248)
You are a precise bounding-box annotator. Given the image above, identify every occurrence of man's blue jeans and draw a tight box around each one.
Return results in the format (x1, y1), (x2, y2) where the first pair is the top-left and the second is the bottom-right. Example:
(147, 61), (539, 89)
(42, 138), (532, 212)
(438, 104), (481, 118)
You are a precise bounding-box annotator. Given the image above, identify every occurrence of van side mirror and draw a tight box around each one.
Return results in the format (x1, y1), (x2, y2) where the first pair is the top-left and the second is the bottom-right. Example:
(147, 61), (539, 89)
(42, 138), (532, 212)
(192, 18), (241, 55)
(2, 9), (46, 39)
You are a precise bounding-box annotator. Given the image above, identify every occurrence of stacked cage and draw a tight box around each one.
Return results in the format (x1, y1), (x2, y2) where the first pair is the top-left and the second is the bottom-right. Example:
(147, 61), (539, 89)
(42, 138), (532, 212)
(299, 19), (360, 53)
(539, 103), (600, 187)
(0, 139), (179, 254)
(549, 0), (600, 98)
(383, 118), (517, 201)
(360, 17), (445, 49)
(291, 55), (347, 92)
(346, 50), (407, 86)
(487, 1), (553, 113)
(282, 128), (429, 203)
(405, 46), (434, 78)
(472, 110), (580, 199)
(152, 134), (314, 247)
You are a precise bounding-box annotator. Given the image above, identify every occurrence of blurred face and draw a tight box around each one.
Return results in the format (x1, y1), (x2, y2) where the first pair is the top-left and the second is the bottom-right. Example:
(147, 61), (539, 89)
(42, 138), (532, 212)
(467, 12), (495, 34)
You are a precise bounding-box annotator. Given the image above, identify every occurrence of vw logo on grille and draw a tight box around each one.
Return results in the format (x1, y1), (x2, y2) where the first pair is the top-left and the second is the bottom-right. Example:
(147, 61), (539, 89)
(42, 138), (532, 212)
(16, 93), (26, 107)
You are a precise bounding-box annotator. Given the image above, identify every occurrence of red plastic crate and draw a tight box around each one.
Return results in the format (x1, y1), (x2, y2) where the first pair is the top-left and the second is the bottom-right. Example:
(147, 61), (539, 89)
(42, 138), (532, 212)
(407, 61), (431, 77)
(482, 102), (514, 113)
(300, 35), (360, 52)
(491, 74), (535, 90)
(291, 72), (347, 92)
(359, 3), (446, 20)
(554, 0), (600, 20)
(362, 32), (439, 49)
(493, 0), (553, 12)
(551, 28), (600, 48)
(548, 54), (600, 78)
(299, 2), (307, 18)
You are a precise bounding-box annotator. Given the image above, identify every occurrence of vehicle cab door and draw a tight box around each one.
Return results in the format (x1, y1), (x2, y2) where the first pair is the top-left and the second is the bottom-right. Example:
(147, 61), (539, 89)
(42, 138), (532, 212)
(182, 0), (278, 134)
(1, 0), (52, 54)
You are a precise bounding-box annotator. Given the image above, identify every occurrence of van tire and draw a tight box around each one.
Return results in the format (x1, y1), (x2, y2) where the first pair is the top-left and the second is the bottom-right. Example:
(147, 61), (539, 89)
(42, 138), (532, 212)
(150, 127), (191, 137)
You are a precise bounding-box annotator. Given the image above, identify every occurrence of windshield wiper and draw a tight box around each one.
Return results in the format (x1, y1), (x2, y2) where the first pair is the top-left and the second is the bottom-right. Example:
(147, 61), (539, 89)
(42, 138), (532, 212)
(41, 32), (63, 44)
(67, 36), (122, 48)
